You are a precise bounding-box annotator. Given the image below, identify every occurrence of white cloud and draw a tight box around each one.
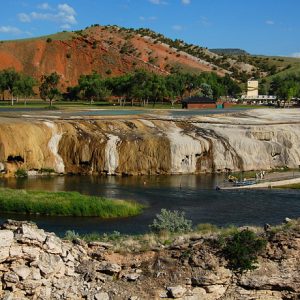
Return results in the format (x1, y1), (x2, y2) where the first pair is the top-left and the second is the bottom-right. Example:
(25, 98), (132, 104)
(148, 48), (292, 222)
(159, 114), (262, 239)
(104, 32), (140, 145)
(18, 13), (31, 22)
(0, 26), (22, 34)
(58, 3), (75, 16)
(199, 16), (211, 27)
(18, 3), (77, 28)
(139, 16), (157, 21)
(149, 0), (167, 4)
(181, 0), (191, 4)
(37, 2), (52, 10)
(172, 24), (183, 31)
(265, 20), (275, 25)
(290, 52), (300, 58)
(60, 23), (71, 30)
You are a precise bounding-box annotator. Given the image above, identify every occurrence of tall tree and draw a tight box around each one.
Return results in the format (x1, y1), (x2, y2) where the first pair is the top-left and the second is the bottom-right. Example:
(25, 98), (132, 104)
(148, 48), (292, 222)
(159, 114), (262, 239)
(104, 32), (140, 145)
(199, 83), (213, 98)
(1, 69), (20, 105)
(39, 72), (61, 107)
(13, 75), (36, 105)
(78, 72), (110, 104)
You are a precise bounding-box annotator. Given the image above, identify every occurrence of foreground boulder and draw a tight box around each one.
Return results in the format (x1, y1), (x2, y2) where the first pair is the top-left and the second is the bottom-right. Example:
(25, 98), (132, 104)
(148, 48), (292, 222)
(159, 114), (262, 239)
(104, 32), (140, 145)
(0, 219), (299, 299)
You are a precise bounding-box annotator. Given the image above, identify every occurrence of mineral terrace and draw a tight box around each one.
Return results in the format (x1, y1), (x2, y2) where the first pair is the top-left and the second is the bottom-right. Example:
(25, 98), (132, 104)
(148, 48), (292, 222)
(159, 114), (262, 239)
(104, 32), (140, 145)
(0, 108), (299, 176)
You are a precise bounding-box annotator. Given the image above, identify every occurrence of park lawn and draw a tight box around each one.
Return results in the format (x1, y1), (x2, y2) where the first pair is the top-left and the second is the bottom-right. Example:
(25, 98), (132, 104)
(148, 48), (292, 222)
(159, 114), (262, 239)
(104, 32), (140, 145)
(0, 188), (143, 218)
(276, 183), (300, 189)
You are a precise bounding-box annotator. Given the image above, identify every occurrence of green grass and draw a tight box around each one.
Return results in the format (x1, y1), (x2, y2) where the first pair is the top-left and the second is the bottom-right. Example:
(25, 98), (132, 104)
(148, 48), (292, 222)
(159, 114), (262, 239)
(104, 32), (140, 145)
(233, 105), (268, 109)
(259, 55), (300, 86)
(0, 31), (75, 43)
(275, 183), (300, 189)
(0, 100), (184, 110)
(0, 188), (143, 218)
(230, 170), (258, 179)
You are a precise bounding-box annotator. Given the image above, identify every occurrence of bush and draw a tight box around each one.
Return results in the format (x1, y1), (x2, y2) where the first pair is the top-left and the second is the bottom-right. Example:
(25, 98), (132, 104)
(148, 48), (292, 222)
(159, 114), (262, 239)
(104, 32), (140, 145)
(39, 168), (55, 174)
(223, 229), (267, 272)
(64, 230), (80, 241)
(46, 38), (52, 43)
(92, 41), (97, 49)
(15, 168), (28, 178)
(196, 223), (219, 234)
(149, 209), (192, 233)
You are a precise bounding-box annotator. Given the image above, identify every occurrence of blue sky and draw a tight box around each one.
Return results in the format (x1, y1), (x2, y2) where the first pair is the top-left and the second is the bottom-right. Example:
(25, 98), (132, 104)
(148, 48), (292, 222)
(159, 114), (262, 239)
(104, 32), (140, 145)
(0, 0), (299, 57)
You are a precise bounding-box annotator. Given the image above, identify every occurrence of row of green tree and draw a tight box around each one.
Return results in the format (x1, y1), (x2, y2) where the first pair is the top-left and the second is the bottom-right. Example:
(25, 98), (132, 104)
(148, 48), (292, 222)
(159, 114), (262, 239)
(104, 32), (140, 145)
(0, 69), (62, 106)
(65, 70), (242, 106)
(269, 73), (300, 103)
(0, 68), (242, 106)
(0, 69), (36, 105)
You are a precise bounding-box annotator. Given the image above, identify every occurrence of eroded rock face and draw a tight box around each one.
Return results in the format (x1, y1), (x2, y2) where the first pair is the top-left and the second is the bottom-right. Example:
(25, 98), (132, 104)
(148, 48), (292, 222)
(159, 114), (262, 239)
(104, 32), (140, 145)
(1, 109), (300, 176)
(0, 219), (299, 299)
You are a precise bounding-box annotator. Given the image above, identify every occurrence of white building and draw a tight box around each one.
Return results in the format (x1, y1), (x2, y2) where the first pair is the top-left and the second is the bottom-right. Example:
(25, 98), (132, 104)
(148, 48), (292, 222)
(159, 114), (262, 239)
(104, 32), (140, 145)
(246, 80), (258, 98)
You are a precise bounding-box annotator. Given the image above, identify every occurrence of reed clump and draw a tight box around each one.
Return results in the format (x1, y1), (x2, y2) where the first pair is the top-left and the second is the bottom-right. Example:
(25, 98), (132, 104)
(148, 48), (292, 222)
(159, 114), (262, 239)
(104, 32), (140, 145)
(0, 188), (143, 218)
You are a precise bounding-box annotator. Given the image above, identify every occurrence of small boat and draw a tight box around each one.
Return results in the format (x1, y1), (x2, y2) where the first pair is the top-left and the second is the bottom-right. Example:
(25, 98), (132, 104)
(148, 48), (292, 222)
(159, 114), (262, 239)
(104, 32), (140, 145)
(233, 180), (256, 187)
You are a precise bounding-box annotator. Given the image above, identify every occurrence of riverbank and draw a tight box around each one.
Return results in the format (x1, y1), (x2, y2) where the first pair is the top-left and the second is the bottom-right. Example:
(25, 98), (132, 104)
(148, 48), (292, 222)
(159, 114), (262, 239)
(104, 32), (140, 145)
(223, 174), (300, 190)
(0, 219), (299, 299)
(0, 188), (143, 218)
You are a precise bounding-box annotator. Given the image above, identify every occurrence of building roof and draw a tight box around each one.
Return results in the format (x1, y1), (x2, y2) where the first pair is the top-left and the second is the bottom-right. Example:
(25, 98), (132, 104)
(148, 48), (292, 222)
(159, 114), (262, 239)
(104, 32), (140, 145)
(182, 96), (216, 104)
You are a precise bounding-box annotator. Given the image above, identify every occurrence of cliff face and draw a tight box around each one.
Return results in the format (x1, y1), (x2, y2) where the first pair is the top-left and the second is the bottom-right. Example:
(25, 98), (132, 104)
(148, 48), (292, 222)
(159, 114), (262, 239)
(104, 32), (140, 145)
(0, 109), (300, 176)
(0, 219), (299, 299)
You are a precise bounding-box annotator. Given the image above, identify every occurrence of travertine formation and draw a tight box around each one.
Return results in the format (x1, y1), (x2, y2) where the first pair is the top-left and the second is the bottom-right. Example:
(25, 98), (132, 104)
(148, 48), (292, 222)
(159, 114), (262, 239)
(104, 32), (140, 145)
(0, 109), (300, 176)
(0, 219), (299, 299)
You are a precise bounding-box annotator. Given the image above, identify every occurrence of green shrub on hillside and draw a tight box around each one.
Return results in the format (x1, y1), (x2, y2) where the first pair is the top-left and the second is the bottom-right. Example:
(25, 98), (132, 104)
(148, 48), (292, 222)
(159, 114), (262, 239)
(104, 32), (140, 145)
(223, 229), (267, 272)
(149, 209), (192, 233)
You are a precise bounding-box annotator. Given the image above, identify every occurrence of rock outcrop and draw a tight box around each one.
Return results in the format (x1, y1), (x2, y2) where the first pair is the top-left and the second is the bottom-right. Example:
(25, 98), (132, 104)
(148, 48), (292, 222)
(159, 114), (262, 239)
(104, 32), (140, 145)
(0, 219), (299, 299)
(0, 109), (300, 176)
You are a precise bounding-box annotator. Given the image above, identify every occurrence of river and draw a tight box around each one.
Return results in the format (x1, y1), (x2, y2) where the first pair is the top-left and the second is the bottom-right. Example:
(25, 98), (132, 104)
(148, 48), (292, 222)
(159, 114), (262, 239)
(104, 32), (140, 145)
(0, 174), (299, 236)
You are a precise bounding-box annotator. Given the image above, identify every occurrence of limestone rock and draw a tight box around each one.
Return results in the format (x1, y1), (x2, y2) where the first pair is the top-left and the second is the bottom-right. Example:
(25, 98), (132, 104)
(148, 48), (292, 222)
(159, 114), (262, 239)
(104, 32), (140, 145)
(11, 265), (31, 280)
(88, 241), (113, 249)
(239, 260), (300, 293)
(0, 230), (14, 247)
(94, 292), (110, 300)
(0, 219), (299, 299)
(4, 272), (19, 284)
(192, 267), (232, 286)
(43, 235), (63, 254)
(97, 262), (121, 275)
(167, 285), (187, 298)
(22, 246), (40, 261)
(34, 252), (65, 278)
(9, 246), (23, 258)
(30, 268), (41, 281)
(0, 247), (10, 263)
(20, 224), (46, 244)
(124, 272), (140, 281)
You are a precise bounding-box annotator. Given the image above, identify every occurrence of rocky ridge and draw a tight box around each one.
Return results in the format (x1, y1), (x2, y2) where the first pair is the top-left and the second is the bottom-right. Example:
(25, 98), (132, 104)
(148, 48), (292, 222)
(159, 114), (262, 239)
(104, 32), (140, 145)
(0, 219), (299, 299)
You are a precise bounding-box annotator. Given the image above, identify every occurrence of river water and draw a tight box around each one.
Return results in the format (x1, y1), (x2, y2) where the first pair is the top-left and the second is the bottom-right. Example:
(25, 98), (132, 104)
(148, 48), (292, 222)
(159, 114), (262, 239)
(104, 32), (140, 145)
(0, 174), (299, 236)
